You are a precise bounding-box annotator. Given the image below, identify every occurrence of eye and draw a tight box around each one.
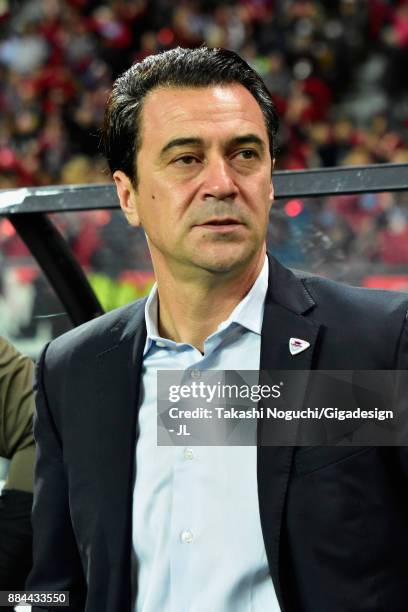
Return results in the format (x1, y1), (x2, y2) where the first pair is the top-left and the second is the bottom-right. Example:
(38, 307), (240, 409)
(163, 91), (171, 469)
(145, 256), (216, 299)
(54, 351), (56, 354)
(235, 149), (259, 160)
(173, 155), (200, 166)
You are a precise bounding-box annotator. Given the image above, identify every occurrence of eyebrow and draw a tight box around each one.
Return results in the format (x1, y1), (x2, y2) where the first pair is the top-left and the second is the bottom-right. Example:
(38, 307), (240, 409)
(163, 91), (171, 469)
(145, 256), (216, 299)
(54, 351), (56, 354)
(160, 138), (203, 157)
(228, 134), (265, 151)
(159, 134), (266, 157)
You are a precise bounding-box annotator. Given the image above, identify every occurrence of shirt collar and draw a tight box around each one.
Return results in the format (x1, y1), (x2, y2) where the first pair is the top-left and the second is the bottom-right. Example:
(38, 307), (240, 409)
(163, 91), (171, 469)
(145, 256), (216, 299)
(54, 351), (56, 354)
(220, 254), (268, 335)
(143, 254), (268, 355)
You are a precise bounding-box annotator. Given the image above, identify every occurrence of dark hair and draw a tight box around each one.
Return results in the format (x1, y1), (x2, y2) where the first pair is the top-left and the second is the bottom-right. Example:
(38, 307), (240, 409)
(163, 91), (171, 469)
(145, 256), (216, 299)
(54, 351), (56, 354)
(101, 46), (279, 186)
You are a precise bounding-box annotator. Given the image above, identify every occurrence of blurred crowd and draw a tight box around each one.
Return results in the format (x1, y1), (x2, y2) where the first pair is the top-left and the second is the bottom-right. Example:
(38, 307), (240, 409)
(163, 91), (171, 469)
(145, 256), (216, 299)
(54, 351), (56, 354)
(1, 0), (408, 319)
(0, 0), (407, 189)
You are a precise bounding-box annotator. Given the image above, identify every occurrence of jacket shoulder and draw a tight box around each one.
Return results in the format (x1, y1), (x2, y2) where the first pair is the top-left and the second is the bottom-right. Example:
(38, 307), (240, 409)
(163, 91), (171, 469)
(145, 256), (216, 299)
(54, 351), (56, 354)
(294, 271), (408, 367)
(298, 272), (408, 322)
(43, 297), (147, 366)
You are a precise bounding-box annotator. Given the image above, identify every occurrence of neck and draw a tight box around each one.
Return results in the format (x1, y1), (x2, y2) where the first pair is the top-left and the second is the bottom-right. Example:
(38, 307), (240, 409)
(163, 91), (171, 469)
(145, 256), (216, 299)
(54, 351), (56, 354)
(153, 250), (266, 352)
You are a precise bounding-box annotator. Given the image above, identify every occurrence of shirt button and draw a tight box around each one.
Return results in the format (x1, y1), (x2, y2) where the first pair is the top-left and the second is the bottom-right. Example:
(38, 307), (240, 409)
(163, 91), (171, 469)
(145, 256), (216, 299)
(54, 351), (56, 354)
(184, 448), (194, 460)
(191, 369), (201, 379)
(181, 530), (194, 544)
(156, 341), (166, 348)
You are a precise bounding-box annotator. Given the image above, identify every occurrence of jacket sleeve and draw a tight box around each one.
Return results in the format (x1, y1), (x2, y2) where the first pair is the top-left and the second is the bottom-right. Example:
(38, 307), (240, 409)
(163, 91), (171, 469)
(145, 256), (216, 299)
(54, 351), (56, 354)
(0, 337), (35, 592)
(26, 344), (87, 611)
(0, 336), (35, 492)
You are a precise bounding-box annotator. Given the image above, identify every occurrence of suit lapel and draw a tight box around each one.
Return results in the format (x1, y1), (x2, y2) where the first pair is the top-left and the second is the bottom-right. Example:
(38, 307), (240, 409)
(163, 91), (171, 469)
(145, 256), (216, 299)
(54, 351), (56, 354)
(92, 302), (147, 606)
(258, 256), (320, 611)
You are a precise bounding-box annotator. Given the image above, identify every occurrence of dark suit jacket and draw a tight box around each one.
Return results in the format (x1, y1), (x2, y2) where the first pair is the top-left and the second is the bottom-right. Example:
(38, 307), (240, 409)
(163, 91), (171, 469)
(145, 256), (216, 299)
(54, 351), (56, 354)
(27, 255), (408, 612)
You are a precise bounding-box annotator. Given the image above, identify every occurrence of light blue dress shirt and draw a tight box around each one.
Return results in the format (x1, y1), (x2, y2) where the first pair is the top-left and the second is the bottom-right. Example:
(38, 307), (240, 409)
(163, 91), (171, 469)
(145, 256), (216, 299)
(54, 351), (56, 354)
(132, 256), (281, 612)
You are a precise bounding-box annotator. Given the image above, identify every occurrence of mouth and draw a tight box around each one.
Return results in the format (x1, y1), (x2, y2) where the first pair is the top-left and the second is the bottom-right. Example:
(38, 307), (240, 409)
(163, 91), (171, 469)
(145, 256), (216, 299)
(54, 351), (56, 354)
(194, 218), (244, 231)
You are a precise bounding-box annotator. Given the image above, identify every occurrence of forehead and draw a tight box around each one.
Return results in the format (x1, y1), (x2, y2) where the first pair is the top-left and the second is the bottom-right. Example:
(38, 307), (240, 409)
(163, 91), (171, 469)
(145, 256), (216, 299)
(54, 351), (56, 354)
(139, 84), (268, 144)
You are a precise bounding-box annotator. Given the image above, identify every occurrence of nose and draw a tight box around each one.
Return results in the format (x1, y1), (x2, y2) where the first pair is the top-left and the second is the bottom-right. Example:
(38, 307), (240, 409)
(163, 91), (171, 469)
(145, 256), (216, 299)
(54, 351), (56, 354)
(201, 157), (238, 201)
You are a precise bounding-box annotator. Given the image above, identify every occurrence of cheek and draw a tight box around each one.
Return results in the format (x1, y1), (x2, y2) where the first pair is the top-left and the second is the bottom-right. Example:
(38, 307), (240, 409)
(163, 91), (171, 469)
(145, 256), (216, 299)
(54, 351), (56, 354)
(241, 181), (271, 213)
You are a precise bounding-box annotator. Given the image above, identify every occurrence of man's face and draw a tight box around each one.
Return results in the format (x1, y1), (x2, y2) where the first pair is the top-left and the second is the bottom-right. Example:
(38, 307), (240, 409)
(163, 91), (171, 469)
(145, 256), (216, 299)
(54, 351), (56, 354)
(114, 84), (274, 278)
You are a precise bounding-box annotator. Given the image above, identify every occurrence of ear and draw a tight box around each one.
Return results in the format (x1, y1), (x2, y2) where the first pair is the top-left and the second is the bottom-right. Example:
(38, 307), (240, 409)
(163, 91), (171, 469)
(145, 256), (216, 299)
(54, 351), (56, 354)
(269, 158), (275, 205)
(269, 158), (275, 206)
(113, 170), (141, 227)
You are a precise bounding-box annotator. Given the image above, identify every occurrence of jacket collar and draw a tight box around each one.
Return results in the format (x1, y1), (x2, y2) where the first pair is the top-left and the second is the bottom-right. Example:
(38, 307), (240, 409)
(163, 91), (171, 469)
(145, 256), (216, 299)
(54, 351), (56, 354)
(93, 300), (147, 610)
(257, 254), (320, 611)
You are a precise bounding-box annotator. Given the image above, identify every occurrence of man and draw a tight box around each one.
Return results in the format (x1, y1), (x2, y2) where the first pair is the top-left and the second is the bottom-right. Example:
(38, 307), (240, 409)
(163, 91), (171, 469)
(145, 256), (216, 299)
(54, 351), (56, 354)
(0, 337), (34, 604)
(27, 47), (408, 612)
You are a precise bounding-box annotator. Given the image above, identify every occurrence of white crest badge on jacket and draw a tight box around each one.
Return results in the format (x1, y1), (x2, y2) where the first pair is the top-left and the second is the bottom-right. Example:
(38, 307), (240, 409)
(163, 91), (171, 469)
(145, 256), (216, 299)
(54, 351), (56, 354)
(289, 337), (310, 356)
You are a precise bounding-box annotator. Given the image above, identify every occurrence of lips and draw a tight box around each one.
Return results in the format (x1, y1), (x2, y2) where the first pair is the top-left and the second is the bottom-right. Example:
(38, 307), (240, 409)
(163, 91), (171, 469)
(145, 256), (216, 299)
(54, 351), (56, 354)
(194, 219), (244, 234)
(196, 218), (242, 226)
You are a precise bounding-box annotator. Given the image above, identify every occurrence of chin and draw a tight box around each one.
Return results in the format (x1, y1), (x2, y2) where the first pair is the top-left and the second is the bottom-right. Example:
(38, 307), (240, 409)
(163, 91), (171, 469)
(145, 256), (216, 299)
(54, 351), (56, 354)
(193, 247), (256, 274)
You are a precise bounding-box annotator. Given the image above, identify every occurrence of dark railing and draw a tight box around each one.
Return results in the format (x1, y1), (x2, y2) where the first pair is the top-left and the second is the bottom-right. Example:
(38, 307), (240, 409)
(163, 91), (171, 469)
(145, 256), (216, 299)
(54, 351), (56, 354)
(0, 163), (407, 215)
(1, 163), (407, 325)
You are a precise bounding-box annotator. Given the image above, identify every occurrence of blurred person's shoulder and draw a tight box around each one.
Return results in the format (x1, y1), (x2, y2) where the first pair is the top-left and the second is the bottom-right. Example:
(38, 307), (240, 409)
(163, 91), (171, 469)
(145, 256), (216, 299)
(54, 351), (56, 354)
(0, 336), (19, 365)
(0, 336), (33, 373)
